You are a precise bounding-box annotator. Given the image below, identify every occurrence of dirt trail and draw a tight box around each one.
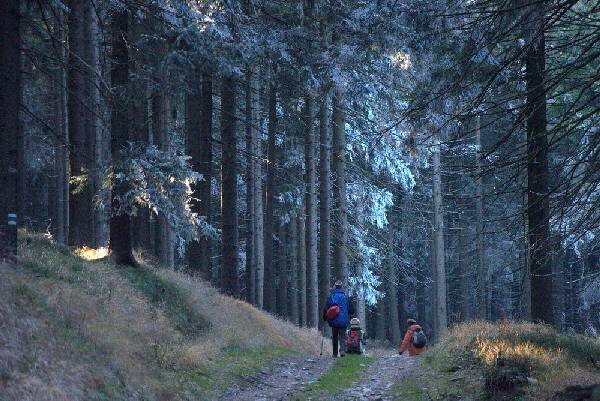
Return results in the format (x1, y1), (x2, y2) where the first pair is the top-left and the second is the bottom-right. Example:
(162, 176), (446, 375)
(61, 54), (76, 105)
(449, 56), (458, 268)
(217, 351), (418, 401)
(216, 355), (334, 401)
(331, 353), (418, 401)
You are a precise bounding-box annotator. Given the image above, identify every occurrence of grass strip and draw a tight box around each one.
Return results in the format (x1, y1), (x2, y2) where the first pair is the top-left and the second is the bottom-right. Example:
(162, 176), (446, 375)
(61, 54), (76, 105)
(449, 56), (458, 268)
(292, 354), (374, 400)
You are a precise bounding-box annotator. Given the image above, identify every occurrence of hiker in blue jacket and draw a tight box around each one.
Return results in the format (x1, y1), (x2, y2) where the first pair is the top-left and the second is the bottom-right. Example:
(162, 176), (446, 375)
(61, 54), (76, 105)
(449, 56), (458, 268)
(322, 280), (355, 358)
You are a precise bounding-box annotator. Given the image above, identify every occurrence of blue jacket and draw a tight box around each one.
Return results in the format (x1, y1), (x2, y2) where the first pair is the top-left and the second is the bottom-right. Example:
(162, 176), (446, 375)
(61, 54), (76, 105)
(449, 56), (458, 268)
(323, 289), (350, 328)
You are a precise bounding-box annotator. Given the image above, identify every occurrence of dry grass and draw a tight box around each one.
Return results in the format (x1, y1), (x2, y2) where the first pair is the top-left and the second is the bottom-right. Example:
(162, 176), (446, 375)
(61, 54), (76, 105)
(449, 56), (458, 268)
(416, 320), (600, 400)
(0, 233), (326, 401)
(158, 269), (325, 359)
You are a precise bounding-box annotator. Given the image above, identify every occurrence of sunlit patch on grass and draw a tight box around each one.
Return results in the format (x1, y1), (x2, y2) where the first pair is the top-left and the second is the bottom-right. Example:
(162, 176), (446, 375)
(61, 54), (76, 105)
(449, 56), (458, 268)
(75, 246), (109, 261)
(474, 337), (562, 369)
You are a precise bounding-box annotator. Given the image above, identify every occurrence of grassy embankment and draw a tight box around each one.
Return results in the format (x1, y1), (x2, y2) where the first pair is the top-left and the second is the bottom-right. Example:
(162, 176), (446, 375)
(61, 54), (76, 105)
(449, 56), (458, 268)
(393, 321), (600, 401)
(0, 233), (326, 401)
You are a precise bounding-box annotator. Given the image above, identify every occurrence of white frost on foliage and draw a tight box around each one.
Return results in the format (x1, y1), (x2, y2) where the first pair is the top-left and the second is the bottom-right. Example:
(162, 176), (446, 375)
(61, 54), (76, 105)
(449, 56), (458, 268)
(347, 182), (393, 229)
(348, 226), (383, 306)
(109, 143), (218, 256)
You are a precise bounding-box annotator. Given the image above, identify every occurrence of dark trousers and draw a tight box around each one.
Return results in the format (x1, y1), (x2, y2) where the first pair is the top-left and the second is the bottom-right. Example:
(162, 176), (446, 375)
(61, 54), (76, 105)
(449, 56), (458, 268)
(332, 326), (347, 356)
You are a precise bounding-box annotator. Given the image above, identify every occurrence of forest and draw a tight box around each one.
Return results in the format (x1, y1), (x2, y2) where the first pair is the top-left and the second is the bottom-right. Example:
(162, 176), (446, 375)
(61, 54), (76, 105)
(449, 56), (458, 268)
(1, 0), (600, 392)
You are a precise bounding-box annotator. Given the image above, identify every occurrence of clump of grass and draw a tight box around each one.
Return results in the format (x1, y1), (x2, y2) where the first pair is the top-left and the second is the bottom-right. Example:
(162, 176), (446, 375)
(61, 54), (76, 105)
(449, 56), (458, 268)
(292, 355), (374, 400)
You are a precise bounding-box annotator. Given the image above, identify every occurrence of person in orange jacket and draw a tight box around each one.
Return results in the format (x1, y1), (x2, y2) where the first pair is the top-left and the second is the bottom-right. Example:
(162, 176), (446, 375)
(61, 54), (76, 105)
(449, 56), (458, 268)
(398, 318), (428, 356)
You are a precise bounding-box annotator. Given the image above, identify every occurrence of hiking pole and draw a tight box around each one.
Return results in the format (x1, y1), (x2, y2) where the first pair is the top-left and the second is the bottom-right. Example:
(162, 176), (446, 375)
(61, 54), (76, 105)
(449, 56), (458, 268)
(319, 336), (324, 356)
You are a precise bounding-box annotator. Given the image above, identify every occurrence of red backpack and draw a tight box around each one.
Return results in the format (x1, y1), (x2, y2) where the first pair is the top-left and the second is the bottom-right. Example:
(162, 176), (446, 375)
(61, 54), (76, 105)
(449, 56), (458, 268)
(326, 305), (340, 321)
(347, 329), (361, 353)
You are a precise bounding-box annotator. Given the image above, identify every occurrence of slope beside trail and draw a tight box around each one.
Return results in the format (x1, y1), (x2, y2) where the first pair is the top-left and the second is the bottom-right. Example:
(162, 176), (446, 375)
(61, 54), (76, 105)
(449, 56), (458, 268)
(327, 353), (418, 401)
(3, 234), (327, 401)
(216, 354), (334, 401)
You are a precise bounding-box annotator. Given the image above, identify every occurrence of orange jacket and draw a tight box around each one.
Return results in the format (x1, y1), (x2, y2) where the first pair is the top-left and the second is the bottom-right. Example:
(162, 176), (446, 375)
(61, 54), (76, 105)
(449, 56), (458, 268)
(399, 324), (427, 356)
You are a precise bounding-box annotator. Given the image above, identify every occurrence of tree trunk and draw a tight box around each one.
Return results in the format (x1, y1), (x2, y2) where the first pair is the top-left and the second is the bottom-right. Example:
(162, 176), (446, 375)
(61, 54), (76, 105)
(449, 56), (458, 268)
(298, 208), (308, 326)
(416, 257), (426, 327)
(375, 297), (386, 341)
(524, 1), (552, 324)
(200, 73), (214, 280)
(253, 78), (264, 307)
(153, 88), (175, 269)
(475, 115), (486, 319)
(109, 6), (135, 266)
(0, 0), (21, 258)
(332, 89), (348, 286)
(431, 237), (438, 337)
(395, 274), (406, 341)
(432, 136), (447, 338)
(85, 1), (106, 247)
(290, 215), (300, 325)
(128, 15), (152, 253)
(187, 75), (204, 273)
(130, 39), (152, 253)
(458, 221), (469, 321)
(68, 0), (95, 247)
(220, 75), (239, 297)
(264, 81), (277, 311)
(521, 188), (532, 320)
(48, 17), (69, 245)
(552, 236), (565, 329)
(278, 222), (289, 317)
(357, 296), (366, 332)
(305, 93), (319, 328)
(388, 203), (401, 344)
(244, 68), (256, 303)
(318, 90), (331, 329)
